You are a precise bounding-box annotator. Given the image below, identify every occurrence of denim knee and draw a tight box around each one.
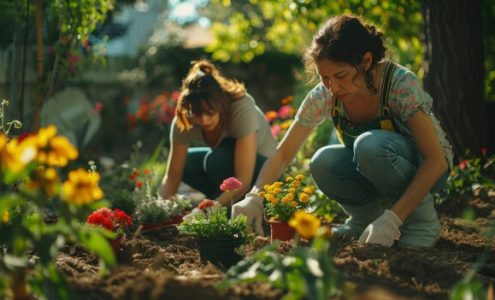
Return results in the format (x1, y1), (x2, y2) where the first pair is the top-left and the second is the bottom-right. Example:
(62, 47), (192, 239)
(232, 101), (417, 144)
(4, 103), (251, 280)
(353, 130), (420, 199)
(310, 145), (375, 205)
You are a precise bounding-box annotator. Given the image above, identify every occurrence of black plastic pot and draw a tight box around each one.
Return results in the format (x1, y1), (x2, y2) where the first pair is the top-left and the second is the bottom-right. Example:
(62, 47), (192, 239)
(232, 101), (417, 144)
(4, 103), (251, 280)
(196, 237), (244, 270)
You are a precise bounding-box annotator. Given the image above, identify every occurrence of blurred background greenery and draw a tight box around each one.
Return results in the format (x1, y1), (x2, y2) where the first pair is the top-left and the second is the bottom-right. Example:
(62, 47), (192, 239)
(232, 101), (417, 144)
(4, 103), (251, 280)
(0, 0), (494, 164)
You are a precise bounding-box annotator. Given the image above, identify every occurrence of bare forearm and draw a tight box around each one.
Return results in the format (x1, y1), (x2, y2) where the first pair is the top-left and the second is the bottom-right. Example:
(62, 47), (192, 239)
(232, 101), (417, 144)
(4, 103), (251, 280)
(391, 158), (448, 221)
(251, 153), (291, 193)
(159, 176), (181, 199)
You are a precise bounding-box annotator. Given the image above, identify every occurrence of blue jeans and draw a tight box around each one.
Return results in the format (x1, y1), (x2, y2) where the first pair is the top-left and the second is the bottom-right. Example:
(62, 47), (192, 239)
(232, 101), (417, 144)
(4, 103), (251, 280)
(182, 138), (267, 199)
(310, 130), (449, 245)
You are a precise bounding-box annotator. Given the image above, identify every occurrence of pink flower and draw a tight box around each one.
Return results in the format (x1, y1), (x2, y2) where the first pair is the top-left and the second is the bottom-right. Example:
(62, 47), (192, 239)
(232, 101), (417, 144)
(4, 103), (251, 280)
(459, 160), (468, 170)
(220, 177), (243, 191)
(94, 102), (104, 113)
(271, 124), (281, 139)
(278, 105), (295, 119)
(481, 147), (488, 157)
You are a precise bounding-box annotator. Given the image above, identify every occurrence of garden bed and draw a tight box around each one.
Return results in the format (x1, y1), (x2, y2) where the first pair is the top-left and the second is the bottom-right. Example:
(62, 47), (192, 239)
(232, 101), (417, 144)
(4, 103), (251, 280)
(56, 189), (495, 299)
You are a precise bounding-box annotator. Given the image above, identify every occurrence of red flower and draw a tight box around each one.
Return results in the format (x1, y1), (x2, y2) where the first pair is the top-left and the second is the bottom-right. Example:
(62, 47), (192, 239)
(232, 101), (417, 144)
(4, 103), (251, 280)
(17, 132), (35, 143)
(198, 199), (216, 210)
(459, 160), (468, 170)
(481, 147), (488, 157)
(87, 208), (115, 231)
(143, 169), (150, 175)
(136, 181), (143, 188)
(86, 208), (132, 232)
(130, 169), (139, 181)
(220, 177), (243, 192)
(280, 96), (293, 105)
(114, 208), (132, 226)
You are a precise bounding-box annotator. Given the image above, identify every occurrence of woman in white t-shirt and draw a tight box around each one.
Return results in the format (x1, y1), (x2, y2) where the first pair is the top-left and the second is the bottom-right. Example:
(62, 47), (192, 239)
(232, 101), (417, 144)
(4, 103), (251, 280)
(233, 15), (453, 248)
(159, 60), (276, 206)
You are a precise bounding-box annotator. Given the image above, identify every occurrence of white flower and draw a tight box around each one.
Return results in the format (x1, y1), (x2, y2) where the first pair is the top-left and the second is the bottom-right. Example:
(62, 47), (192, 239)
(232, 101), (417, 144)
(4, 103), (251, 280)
(306, 258), (323, 277)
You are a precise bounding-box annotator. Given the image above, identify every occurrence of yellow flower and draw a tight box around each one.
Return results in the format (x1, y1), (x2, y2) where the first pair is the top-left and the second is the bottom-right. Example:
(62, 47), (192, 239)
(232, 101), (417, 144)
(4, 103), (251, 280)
(282, 196), (290, 203)
(0, 134), (37, 172)
(62, 168), (103, 205)
(285, 193), (294, 201)
(291, 181), (300, 188)
(280, 120), (292, 130)
(285, 176), (294, 182)
(258, 191), (266, 197)
(273, 187), (282, 194)
(295, 174), (304, 181)
(263, 184), (272, 192)
(2, 210), (9, 224)
(287, 187), (296, 194)
(299, 193), (309, 203)
(265, 193), (276, 202)
(303, 187), (315, 194)
(25, 167), (60, 197)
(273, 181), (283, 188)
(290, 201), (298, 207)
(34, 126), (78, 167)
(289, 211), (321, 240)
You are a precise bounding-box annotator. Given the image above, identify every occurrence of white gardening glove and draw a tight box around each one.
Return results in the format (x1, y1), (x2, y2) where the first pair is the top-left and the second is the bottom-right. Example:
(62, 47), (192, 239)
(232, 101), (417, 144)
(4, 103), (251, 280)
(358, 209), (403, 247)
(231, 192), (264, 236)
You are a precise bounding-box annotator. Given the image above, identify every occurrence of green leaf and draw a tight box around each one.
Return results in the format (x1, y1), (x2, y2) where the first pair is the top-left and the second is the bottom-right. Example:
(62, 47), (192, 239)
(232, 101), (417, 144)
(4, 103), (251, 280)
(78, 226), (116, 266)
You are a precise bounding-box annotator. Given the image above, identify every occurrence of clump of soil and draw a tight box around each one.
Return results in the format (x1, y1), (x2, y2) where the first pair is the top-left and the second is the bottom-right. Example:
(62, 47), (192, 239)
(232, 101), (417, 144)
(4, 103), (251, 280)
(56, 188), (495, 299)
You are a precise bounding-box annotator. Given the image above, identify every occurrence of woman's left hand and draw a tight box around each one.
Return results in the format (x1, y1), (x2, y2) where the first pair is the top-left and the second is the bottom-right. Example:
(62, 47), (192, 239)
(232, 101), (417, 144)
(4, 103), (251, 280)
(358, 210), (403, 247)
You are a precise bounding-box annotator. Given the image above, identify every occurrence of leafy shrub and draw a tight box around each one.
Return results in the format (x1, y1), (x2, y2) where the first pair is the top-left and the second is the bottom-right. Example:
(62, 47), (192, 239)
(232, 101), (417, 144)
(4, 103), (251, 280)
(438, 155), (495, 200)
(136, 195), (193, 224)
(220, 224), (341, 300)
(178, 200), (247, 240)
(106, 189), (136, 216)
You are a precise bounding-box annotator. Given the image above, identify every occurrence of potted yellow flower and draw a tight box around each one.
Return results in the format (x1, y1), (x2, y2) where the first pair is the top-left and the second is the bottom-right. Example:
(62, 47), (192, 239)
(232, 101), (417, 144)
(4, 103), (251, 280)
(260, 174), (315, 241)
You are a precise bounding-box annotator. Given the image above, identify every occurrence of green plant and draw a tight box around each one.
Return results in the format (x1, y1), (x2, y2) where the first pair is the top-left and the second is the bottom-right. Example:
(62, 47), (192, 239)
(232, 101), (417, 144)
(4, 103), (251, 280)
(261, 174), (315, 223)
(0, 124), (115, 299)
(219, 224), (341, 300)
(178, 200), (247, 240)
(438, 156), (495, 200)
(106, 189), (136, 216)
(136, 195), (193, 225)
(450, 264), (492, 300)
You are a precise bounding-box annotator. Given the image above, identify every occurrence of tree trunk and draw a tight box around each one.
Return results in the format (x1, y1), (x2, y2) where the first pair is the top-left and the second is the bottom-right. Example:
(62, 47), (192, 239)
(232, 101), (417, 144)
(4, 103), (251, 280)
(421, 0), (487, 158)
(32, 0), (44, 131)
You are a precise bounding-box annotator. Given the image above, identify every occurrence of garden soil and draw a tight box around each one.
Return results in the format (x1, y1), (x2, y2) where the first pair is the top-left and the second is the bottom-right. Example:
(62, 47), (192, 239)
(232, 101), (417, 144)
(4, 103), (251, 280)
(56, 188), (495, 300)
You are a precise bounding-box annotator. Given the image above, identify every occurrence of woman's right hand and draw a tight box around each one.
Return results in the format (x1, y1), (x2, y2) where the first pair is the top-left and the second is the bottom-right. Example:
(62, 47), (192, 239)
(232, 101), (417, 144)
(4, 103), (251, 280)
(231, 192), (265, 236)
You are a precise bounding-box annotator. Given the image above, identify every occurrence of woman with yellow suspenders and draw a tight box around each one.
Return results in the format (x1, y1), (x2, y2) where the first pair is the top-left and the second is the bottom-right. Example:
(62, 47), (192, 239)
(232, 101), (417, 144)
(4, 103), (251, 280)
(232, 15), (453, 248)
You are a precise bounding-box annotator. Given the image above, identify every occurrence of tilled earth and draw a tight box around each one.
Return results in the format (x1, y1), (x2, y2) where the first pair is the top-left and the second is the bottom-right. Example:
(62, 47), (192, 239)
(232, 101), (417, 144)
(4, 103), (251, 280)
(56, 188), (495, 300)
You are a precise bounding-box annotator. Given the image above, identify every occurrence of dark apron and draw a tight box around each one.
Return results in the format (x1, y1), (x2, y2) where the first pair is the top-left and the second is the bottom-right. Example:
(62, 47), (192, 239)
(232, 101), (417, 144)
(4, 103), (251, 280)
(332, 62), (398, 148)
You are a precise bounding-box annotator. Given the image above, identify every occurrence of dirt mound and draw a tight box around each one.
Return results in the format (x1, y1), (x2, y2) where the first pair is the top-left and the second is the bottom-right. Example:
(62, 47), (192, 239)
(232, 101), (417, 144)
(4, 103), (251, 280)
(55, 189), (495, 299)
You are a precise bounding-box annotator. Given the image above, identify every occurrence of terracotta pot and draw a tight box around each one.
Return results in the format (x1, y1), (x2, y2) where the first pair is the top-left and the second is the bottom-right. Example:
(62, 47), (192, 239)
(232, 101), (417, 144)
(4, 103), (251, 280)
(109, 235), (123, 257)
(269, 220), (295, 242)
(196, 237), (244, 270)
(141, 215), (184, 233)
(141, 221), (170, 232)
(168, 215), (183, 225)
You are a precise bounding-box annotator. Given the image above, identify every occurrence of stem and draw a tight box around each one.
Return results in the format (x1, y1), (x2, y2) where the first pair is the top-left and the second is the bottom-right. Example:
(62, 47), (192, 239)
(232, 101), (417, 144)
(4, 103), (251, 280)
(11, 271), (31, 300)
